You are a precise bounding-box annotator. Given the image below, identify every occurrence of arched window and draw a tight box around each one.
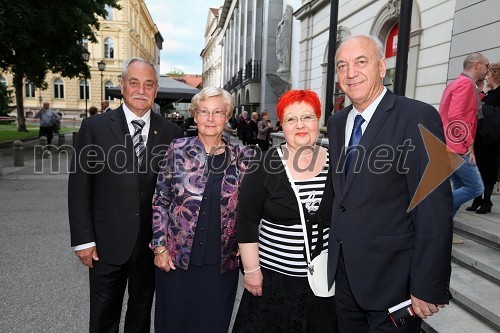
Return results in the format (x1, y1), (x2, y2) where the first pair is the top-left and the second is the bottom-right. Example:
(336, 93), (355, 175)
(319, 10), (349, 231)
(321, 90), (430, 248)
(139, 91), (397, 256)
(79, 80), (89, 100)
(104, 5), (113, 20)
(104, 80), (114, 100)
(104, 38), (114, 59)
(25, 80), (35, 98)
(54, 78), (64, 99)
(82, 38), (89, 51)
(0, 76), (6, 86)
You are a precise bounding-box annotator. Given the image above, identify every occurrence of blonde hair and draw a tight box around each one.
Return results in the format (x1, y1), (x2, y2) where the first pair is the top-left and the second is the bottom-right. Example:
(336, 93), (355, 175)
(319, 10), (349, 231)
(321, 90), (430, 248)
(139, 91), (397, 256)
(487, 62), (500, 86)
(189, 87), (234, 117)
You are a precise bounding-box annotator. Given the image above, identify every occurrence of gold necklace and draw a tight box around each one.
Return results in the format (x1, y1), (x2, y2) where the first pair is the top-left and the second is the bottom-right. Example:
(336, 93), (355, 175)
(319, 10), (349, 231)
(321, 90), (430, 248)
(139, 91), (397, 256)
(206, 143), (225, 156)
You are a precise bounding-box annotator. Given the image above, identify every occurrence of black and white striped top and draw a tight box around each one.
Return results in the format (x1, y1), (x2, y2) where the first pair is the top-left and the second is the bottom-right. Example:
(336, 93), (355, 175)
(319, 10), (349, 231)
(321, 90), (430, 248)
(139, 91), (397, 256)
(259, 157), (330, 277)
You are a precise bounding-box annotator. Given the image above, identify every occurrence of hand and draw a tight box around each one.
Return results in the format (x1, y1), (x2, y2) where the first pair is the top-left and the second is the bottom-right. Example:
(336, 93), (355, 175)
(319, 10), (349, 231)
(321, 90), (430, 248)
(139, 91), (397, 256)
(410, 294), (444, 319)
(464, 145), (476, 165)
(154, 247), (176, 272)
(76, 246), (99, 268)
(244, 269), (263, 296)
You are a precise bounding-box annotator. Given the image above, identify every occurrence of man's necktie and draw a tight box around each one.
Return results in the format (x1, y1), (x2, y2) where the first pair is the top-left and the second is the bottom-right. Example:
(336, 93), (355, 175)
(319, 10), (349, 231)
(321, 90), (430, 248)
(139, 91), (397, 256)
(345, 114), (365, 174)
(131, 119), (146, 166)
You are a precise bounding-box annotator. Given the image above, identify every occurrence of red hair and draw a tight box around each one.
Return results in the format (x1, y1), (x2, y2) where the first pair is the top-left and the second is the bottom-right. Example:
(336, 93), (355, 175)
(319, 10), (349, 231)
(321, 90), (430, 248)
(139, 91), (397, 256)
(276, 90), (321, 123)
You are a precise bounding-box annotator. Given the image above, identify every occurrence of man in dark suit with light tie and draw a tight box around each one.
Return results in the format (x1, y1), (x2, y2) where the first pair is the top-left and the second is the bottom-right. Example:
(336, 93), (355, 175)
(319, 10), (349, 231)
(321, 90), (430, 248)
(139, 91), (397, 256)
(326, 35), (453, 332)
(68, 57), (181, 332)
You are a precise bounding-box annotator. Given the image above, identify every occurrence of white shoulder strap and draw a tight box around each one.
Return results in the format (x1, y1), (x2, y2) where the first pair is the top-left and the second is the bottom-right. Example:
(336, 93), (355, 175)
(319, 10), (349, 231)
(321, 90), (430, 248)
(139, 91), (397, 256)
(277, 147), (312, 264)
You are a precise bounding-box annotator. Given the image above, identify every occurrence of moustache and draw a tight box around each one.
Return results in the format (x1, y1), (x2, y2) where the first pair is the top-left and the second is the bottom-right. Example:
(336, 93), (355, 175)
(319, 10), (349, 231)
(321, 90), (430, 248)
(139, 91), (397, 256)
(132, 95), (150, 101)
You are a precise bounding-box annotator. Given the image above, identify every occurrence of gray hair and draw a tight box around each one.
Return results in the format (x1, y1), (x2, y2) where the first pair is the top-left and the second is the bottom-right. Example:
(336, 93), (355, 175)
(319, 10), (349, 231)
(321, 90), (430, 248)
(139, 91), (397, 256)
(120, 57), (159, 83)
(463, 52), (487, 70)
(335, 34), (385, 62)
(189, 87), (234, 118)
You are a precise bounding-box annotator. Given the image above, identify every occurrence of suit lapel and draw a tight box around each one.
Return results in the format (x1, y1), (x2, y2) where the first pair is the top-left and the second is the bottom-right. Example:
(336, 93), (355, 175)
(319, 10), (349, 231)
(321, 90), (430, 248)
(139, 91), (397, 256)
(144, 112), (165, 177)
(108, 106), (129, 146)
(340, 92), (396, 202)
(334, 109), (349, 193)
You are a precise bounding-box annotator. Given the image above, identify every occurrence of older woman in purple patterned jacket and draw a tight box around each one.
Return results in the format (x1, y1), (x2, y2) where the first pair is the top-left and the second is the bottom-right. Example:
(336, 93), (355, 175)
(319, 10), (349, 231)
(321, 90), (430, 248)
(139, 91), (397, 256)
(150, 87), (254, 332)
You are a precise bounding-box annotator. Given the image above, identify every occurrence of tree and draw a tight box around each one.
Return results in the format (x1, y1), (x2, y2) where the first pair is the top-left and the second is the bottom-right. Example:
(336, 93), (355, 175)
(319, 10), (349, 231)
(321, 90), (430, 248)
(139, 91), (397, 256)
(0, 84), (13, 117)
(0, 0), (120, 131)
(167, 68), (185, 77)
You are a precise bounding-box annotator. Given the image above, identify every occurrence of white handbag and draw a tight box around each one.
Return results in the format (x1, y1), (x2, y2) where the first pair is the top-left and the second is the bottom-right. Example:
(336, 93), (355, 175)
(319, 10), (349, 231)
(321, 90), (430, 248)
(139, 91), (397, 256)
(278, 148), (335, 297)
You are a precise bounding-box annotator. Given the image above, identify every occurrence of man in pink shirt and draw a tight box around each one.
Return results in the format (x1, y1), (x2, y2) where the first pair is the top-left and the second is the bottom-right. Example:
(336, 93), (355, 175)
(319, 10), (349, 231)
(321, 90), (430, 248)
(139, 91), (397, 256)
(439, 52), (490, 242)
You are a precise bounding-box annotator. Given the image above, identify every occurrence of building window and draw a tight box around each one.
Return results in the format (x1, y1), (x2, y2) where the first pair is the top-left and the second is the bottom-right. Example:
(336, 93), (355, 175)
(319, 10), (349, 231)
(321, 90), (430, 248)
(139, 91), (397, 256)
(79, 80), (89, 100)
(0, 76), (6, 86)
(54, 78), (64, 99)
(82, 38), (89, 51)
(104, 80), (114, 100)
(104, 5), (113, 20)
(104, 38), (114, 59)
(25, 80), (35, 98)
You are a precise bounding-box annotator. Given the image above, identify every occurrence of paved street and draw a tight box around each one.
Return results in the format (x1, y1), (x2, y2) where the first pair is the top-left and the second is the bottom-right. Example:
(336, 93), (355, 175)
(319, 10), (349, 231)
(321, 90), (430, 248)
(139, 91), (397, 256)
(2, 132), (500, 332)
(0, 137), (89, 332)
(0, 133), (244, 332)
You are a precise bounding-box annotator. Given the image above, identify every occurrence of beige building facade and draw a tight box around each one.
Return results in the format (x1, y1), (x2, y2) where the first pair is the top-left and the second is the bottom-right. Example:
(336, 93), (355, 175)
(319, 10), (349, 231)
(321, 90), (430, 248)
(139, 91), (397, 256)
(0, 0), (162, 118)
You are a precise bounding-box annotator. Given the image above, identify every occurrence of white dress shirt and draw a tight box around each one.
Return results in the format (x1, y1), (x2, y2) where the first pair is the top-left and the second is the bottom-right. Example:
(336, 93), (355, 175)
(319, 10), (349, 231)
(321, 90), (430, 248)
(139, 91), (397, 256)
(344, 87), (387, 148)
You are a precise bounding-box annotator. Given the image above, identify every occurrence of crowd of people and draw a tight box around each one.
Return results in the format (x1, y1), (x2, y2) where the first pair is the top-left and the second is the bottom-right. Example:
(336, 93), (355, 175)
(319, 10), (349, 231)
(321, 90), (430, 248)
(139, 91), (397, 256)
(65, 34), (499, 333)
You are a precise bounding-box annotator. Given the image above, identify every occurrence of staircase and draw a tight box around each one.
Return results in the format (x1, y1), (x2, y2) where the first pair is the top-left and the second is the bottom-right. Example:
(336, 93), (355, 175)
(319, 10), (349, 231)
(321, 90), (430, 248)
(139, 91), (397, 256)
(422, 197), (500, 333)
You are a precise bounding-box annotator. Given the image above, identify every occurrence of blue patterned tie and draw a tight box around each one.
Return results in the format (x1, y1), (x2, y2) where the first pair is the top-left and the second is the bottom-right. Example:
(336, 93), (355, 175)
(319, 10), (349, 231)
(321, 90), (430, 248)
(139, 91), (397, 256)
(131, 119), (146, 166)
(345, 114), (365, 174)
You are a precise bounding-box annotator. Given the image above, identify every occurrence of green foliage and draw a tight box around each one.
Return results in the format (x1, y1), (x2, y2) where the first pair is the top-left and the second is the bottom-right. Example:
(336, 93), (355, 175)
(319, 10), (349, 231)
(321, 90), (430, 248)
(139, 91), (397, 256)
(0, 84), (13, 116)
(0, 124), (75, 142)
(0, 0), (121, 84)
(0, 0), (121, 130)
(167, 68), (185, 77)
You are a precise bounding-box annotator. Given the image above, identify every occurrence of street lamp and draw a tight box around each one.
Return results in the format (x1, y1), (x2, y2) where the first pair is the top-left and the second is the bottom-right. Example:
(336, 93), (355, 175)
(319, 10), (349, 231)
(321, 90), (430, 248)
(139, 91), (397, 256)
(98, 60), (106, 102)
(82, 49), (90, 118)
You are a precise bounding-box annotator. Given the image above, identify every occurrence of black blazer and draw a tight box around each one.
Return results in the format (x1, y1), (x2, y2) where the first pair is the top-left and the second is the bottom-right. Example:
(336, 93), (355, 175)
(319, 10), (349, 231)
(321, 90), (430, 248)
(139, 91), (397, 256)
(68, 106), (181, 265)
(327, 90), (453, 310)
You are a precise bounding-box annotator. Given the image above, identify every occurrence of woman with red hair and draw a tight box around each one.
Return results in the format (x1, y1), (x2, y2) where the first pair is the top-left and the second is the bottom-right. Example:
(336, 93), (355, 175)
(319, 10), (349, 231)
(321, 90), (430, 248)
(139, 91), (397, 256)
(234, 90), (337, 332)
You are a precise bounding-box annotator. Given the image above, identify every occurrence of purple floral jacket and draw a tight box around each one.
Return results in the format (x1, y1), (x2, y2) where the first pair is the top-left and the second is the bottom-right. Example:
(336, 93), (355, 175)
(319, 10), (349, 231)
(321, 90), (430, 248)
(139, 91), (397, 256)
(151, 136), (255, 273)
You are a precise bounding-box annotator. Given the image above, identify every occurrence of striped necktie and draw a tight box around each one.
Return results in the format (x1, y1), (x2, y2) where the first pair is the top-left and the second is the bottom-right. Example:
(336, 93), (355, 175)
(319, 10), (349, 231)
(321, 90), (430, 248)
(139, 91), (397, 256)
(131, 119), (146, 166)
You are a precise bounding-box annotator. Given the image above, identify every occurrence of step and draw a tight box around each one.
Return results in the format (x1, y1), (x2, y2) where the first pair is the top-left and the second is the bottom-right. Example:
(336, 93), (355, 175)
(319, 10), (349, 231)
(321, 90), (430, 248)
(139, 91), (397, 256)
(451, 237), (500, 284)
(454, 212), (500, 249)
(422, 300), (497, 333)
(449, 262), (500, 330)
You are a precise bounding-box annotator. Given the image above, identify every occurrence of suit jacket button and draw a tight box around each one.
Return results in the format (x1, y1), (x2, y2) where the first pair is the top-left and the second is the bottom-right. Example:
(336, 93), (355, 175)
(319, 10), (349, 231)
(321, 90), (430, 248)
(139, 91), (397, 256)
(340, 206), (346, 212)
(135, 212), (139, 217)
(336, 237), (342, 243)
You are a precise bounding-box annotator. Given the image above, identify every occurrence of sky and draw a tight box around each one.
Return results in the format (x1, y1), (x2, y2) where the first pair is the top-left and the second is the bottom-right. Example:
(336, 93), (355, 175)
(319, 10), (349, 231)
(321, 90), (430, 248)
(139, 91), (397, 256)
(145, 0), (225, 75)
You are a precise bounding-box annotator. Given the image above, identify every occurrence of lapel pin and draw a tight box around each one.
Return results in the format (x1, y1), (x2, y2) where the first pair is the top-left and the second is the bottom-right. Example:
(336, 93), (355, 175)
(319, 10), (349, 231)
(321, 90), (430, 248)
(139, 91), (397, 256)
(154, 130), (158, 135)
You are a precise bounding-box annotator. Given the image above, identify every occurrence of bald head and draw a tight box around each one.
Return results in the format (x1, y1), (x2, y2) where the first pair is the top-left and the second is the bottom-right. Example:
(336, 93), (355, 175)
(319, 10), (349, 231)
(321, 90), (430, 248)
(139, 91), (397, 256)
(463, 52), (489, 81)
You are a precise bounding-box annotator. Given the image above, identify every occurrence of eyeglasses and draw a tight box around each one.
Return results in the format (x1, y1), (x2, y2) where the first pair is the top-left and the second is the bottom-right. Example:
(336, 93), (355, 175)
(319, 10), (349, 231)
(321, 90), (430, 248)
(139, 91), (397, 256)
(196, 109), (226, 118)
(282, 113), (318, 126)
